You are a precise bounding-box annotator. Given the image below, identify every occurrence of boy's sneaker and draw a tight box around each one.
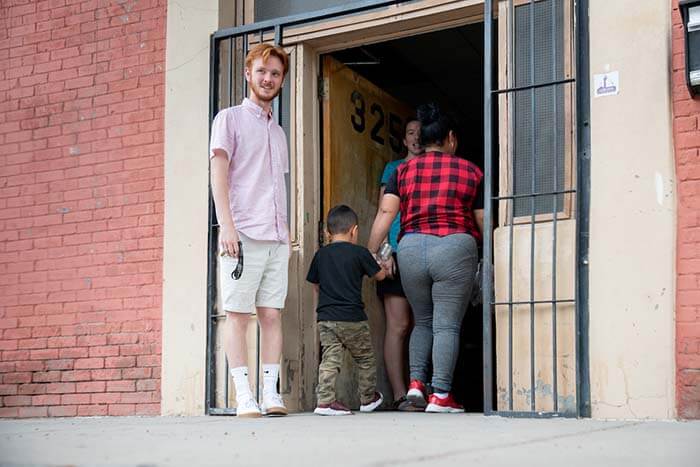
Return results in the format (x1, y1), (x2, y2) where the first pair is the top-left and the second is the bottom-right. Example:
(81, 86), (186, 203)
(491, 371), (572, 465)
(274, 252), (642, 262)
(359, 391), (384, 413)
(236, 396), (262, 418)
(425, 393), (465, 413)
(406, 379), (428, 408)
(261, 392), (288, 417)
(314, 401), (352, 416)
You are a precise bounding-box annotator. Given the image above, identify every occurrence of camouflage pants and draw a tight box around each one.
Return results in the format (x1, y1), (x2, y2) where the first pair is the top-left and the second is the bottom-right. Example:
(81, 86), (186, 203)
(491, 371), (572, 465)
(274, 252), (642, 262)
(317, 320), (376, 405)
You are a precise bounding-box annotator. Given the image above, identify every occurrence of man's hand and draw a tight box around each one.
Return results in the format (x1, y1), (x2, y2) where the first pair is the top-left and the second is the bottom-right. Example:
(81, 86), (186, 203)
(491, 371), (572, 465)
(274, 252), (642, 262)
(219, 224), (241, 257)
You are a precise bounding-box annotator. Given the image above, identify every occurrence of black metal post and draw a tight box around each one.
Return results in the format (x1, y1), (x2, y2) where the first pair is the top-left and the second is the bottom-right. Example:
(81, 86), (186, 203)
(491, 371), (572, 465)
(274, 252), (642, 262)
(575, 0), (592, 418)
(482, 0), (494, 415)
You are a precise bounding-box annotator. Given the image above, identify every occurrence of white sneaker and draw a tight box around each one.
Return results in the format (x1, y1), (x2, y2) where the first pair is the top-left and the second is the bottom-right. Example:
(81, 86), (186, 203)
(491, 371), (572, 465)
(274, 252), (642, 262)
(314, 401), (352, 416)
(261, 392), (288, 416)
(360, 392), (384, 413)
(236, 396), (261, 418)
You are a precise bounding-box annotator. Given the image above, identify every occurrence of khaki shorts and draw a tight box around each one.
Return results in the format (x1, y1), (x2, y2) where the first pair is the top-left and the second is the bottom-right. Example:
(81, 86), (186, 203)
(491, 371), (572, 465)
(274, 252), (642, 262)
(219, 232), (289, 313)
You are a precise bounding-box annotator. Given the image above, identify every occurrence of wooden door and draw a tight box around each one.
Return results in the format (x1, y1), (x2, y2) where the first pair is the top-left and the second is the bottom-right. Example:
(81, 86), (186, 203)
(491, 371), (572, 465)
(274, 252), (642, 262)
(321, 55), (414, 406)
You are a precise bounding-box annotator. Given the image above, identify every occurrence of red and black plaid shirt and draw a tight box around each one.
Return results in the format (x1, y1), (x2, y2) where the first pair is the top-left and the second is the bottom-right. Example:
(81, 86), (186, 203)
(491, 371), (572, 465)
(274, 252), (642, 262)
(385, 151), (484, 242)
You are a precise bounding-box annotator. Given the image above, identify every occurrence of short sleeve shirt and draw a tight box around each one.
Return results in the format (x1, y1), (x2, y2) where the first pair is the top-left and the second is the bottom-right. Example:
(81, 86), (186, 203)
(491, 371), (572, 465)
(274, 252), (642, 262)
(385, 151), (484, 242)
(306, 242), (381, 322)
(379, 159), (404, 250)
(209, 98), (290, 243)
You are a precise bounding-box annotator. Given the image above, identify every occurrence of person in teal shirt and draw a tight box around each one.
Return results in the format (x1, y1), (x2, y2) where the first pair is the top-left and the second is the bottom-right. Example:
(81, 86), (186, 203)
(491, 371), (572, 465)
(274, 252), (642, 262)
(374, 117), (423, 410)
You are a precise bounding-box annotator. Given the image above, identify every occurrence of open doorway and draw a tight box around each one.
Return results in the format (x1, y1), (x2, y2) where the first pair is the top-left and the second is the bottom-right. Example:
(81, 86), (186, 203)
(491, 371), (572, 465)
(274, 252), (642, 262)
(320, 21), (497, 412)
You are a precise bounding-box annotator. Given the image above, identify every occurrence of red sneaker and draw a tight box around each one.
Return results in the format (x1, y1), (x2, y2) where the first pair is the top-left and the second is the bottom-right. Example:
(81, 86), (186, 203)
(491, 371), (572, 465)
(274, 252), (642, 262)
(314, 401), (352, 416)
(406, 380), (427, 408)
(426, 393), (465, 413)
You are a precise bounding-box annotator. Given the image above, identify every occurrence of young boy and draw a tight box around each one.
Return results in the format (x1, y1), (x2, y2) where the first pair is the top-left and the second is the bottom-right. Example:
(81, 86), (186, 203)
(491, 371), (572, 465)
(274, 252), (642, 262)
(307, 205), (386, 415)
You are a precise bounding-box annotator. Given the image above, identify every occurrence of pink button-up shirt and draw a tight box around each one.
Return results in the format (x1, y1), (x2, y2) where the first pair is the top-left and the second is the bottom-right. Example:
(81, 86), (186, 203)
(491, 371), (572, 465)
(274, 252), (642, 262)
(209, 98), (289, 243)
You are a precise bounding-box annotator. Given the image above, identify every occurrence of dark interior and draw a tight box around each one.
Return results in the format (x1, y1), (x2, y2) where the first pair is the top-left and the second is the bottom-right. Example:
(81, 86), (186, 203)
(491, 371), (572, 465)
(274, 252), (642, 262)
(326, 22), (497, 412)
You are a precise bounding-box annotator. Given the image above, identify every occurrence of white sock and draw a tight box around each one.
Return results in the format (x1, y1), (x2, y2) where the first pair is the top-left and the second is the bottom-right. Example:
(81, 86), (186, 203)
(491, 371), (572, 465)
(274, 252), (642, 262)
(262, 363), (280, 395)
(230, 366), (252, 400)
(433, 392), (448, 399)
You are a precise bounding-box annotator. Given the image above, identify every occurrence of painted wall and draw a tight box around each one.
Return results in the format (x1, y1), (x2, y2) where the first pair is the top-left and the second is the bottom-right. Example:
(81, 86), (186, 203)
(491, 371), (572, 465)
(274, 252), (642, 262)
(671, 0), (700, 420)
(0, 0), (166, 417)
(588, 0), (676, 419)
(161, 0), (218, 415)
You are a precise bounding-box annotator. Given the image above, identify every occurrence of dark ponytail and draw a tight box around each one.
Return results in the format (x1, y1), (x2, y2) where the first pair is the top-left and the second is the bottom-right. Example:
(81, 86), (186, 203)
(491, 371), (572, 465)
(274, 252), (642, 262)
(416, 102), (456, 147)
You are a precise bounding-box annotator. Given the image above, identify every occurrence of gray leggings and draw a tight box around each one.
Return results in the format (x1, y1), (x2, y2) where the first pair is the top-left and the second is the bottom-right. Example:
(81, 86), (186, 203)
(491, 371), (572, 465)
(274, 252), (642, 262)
(397, 233), (478, 392)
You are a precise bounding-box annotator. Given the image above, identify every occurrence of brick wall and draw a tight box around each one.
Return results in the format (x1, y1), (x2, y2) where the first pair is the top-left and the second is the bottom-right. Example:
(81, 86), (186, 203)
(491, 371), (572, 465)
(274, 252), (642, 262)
(672, 0), (700, 420)
(0, 0), (165, 417)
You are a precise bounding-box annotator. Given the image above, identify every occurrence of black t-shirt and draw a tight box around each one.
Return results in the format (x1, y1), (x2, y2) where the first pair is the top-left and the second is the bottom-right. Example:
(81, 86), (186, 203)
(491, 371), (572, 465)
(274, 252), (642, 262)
(306, 241), (381, 322)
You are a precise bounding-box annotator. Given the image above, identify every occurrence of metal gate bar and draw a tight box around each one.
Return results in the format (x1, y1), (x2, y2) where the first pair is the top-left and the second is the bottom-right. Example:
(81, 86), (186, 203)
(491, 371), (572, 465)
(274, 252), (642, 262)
(482, 0), (590, 418)
(574, 0), (592, 419)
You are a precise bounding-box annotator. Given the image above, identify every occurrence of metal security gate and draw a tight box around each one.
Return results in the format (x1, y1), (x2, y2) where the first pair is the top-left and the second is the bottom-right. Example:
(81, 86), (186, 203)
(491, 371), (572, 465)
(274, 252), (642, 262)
(206, 0), (589, 417)
(205, 0), (408, 416)
(482, 0), (590, 417)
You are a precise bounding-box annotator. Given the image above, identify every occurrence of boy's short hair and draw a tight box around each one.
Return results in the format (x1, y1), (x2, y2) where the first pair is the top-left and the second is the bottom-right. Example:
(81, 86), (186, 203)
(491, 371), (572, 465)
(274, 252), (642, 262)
(245, 43), (289, 76)
(327, 205), (358, 235)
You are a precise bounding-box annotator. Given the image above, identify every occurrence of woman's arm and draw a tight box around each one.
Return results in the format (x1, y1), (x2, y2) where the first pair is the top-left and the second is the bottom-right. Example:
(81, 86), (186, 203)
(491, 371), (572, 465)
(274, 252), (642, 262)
(474, 209), (484, 236)
(368, 194), (400, 253)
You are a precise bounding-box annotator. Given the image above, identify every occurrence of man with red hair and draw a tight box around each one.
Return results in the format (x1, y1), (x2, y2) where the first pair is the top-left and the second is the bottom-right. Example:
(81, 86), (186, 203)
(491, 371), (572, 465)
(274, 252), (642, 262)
(209, 43), (290, 418)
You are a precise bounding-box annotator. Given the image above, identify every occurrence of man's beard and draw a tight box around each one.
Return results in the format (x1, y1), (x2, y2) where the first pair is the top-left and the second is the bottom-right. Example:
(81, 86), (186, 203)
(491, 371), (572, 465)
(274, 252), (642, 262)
(249, 81), (280, 103)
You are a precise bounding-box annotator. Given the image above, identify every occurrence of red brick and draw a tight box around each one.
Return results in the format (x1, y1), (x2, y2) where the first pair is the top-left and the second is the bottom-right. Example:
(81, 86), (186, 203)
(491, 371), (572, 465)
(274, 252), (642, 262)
(76, 381), (105, 393)
(76, 335), (107, 346)
(46, 383), (75, 394)
(61, 393), (91, 405)
(15, 360), (45, 372)
(91, 392), (120, 404)
(136, 379), (157, 391)
(4, 327), (32, 339)
(0, 407), (20, 417)
(18, 383), (47, 395)
(18, 338), (48, 350)
(122, 392), (155, 404)
(4, 395), (32, 406)
(108, 403), (135, 416)
(105, 356), (135, 368)
(18, 406), (48, 418)
(0, 384), (18, 396)
(32, 394), (61, 405)
(106, 380), (135, 392)
(60, 370), (91, 382)
(122, 367), (150, 379)
(89, 345), (119, 357)
(76, 404), (108, 416)
(3, 372), (32, 384)
(73, 357), (103, 369)
(32, 371), (62, 383)
(48, 405), (77, 417)
(30, 348), (58, 360)
(45, 359), (73, 371)
(0, 0), (165, 417)
(91, 368), (121, 380)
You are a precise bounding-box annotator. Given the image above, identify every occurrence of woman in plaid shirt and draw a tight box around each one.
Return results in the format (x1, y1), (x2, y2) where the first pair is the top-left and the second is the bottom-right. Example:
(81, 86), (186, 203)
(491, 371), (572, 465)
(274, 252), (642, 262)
(368, 103), (484, 413)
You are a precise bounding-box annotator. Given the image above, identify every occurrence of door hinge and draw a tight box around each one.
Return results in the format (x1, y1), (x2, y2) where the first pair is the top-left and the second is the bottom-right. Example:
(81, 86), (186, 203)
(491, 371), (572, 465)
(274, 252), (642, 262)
(318, 76), (329, 100)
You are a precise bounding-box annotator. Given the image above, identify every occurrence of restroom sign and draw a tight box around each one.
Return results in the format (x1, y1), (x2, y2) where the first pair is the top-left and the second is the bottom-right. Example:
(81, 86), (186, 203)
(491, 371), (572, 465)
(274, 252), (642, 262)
(594, 71), (619, 97)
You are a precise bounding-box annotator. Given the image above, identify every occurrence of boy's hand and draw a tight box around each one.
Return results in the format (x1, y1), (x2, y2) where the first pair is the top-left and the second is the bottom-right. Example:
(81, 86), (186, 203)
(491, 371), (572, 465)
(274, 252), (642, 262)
(381, 255), (396, 279)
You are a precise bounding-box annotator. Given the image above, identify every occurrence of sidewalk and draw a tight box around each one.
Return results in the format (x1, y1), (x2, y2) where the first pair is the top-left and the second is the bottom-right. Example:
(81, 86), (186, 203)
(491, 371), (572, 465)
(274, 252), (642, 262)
(1, 412), (699, 466)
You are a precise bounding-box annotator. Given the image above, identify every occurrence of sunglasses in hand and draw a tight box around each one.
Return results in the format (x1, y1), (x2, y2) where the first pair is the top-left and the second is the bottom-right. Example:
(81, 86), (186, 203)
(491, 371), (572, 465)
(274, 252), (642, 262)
(231, 241), (243, 280)
(220, 241), (244, 280)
